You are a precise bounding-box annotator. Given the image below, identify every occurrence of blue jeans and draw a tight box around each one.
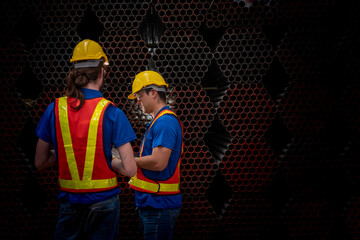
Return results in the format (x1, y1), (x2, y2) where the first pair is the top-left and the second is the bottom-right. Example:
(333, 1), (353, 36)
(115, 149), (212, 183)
(138, 207), (181, 240)
(55, 195), (120, 240)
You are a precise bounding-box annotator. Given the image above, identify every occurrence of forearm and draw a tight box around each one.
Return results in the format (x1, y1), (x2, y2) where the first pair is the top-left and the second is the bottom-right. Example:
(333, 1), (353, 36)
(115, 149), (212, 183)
(112, 157), (133, 177)
(135, 155), (165, 171)
(35, 139), (57, 170)
(36, 149), (57, 170)
(112, 143), (137, 177)
(135, 146), (172, 171)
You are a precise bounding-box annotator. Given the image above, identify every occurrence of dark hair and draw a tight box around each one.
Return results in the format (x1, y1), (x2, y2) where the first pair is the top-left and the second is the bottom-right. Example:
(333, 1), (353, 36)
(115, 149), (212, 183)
(144, 88), (167, 103)
(158, 91), (167, 103)
(65, 62), (103, 110)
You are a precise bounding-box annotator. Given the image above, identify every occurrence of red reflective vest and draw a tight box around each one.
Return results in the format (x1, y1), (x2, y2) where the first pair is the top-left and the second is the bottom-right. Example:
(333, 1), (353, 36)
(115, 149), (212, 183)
(55, 96), (118, 193)
(129, 109), (183, 195)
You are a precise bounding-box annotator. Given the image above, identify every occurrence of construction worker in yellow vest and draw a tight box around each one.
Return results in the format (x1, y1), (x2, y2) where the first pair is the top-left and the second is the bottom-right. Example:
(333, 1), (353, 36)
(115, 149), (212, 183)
(128, 70), (183, 240)
(35, 39), (137, 240)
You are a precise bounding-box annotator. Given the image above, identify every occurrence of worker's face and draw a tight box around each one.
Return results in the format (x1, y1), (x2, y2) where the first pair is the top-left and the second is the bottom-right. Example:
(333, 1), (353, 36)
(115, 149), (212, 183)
(135, 89), (151, 113)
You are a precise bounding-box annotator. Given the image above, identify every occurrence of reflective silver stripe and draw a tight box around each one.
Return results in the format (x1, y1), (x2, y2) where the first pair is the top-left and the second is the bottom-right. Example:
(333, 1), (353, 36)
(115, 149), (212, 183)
(143, 84), (166, 93)
(74, 60), (101, 69)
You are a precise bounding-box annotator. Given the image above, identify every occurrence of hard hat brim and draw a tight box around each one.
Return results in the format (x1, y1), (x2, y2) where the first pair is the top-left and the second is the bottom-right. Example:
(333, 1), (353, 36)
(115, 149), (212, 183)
(128, 93), (136, 99)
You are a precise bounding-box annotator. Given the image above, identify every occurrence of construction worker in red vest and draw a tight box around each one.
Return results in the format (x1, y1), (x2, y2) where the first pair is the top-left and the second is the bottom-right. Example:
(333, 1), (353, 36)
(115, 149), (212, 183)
(35, 39), (137, 240)
(128, 71), (183, 240)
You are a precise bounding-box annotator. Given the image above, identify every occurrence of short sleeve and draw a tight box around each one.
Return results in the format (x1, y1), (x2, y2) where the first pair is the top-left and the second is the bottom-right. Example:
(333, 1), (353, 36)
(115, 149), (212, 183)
(151, 115), (180, 150)
(108, 105), (137, 148)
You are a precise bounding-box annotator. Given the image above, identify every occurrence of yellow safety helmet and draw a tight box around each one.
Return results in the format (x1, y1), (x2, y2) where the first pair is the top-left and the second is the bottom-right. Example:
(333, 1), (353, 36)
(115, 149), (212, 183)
(70, 39), (109, 68)
(128, 71), (168, 99)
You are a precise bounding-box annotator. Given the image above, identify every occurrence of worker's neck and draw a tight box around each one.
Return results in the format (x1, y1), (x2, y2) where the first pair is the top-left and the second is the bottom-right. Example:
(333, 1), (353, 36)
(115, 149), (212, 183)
(151, 102), (167, 118)
(84, 83), (100, 91)
(84, 77), (102, 91)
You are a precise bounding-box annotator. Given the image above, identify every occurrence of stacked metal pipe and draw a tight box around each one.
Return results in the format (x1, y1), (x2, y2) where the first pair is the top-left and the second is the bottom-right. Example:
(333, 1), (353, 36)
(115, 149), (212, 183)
(0, 1), (359, 239)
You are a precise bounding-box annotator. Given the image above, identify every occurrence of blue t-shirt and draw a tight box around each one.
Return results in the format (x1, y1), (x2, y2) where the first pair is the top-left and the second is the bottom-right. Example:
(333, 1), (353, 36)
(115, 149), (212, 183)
(36, 88), (137, 204)
(135, 106), (183, 209)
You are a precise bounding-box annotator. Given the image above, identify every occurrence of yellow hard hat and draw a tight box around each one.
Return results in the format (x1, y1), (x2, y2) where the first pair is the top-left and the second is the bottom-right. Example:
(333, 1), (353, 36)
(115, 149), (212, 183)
(128, 71), (168, 99)
(70, 39), (109, 67)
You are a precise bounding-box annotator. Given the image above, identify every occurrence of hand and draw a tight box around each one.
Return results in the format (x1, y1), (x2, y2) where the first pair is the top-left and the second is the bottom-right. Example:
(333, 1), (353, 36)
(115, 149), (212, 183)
(112, 143), (137, 177)
(111, 147), (120, 160)
(111, 157), (122, 173)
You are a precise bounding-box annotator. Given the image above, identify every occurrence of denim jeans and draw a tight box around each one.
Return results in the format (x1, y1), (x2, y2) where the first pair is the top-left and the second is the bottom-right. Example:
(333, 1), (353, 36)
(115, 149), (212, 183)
(55, 195), (120, 240)
(138, 207), (181, 240)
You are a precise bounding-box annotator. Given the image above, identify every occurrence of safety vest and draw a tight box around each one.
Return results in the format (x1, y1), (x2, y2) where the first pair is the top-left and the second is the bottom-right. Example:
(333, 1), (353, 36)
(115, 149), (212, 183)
(55, 96), (118, 193)
(129, 109), (183, 195)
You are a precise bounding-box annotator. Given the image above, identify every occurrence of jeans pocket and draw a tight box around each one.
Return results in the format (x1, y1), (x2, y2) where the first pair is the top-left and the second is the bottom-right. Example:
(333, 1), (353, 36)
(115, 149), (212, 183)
(88, 207), (119, 233)
(87, 196), (120, 234)
(168, 208), (181, 231)
(56, 203), (79, 239)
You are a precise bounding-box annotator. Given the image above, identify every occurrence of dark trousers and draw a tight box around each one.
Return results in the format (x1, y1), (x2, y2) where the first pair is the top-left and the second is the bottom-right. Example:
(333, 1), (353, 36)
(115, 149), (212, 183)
(55, 195), (120, 240)
(138, 207), (181, 240)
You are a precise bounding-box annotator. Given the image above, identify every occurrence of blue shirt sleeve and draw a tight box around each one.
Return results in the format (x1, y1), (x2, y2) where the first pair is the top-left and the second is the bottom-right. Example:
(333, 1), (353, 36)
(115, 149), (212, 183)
(104, 104), (137, 148)
(35, 102), (55, 144)
(151, 115), (180, 151)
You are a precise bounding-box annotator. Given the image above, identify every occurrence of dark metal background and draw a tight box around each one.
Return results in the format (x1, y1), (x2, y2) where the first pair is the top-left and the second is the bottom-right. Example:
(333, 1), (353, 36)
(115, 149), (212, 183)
(0, 0), (359, 239)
